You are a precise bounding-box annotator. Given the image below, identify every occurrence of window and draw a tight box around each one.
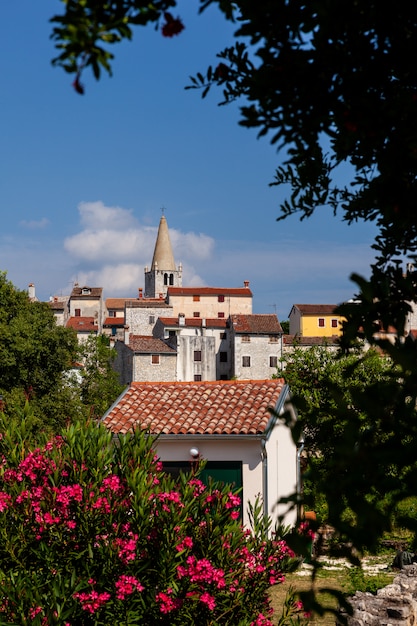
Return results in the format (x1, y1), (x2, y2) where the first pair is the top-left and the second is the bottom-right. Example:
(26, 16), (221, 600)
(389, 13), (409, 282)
(193, 312), (200, 318)
(221, 332), (227, 340)
(218, 295), (225, 303)
(241, 336), (250, 343)
(242, 356), (251, 367)
(149, 315), (155, 324)
(169, 274), (174, 285)
(109, 311), (116, 318)
(194, 374), (202, 381)
(194, 351), (202, 362)
(269, 356), (278, 367)
(75, 308), (81, 317)
(193, 295), (200, 302)
(331, 318), (338, 328)
(269, 335), (278, 343)
(218, 312), (225, 318)
(219, 351), (227, 362)
(151, 355), (160, 364)
(164, 273), (168, 285)
(318, 318), (325, 327)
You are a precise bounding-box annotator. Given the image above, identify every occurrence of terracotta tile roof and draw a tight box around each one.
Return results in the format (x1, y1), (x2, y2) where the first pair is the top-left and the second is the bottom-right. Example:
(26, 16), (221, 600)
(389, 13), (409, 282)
(106, 298), (131, 309)
(283, 335), (340, 346)
(66, 317), (98, 332)
(103, 317), (125, 327)
(128, 335), (176, 354)
(125, 300), (171, 309)
(291, 304), (338, 315)
(102, 379), (287, 436)
(48, 301), (66, 310)
(231, 314), (283, 334)
(168, 287), (252, 297)
(70, 286), (103, 298)
(158, 317), (228, 329)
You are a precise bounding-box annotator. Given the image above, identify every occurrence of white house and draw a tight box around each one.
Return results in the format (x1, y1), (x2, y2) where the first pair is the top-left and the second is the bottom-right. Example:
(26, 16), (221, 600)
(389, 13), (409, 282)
(102, 379), (298, 529)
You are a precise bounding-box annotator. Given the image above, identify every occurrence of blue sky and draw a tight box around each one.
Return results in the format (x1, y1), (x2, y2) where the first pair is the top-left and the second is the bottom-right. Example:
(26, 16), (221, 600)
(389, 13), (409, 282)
(1, 1), (379, 320)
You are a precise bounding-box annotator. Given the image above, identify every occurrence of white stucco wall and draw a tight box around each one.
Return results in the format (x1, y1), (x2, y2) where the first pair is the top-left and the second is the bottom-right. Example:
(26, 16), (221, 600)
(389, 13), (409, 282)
(153, 434), (297, 530)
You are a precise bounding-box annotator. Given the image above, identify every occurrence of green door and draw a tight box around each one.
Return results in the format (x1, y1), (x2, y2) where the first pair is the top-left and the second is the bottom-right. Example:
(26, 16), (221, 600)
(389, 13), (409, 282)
(200, 461), (242, 493)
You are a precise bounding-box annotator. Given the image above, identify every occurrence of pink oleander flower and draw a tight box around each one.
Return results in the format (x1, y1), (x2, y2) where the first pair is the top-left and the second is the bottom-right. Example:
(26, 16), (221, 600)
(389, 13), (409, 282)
(0, 491), (12, 512)
(177, 556), (225, 589)
(100, 474), (123, 494)
(225, 492), (241, 509)
(73, 590), (111, 614)
(28, 606), (43, 619)
(176, 536), (193, 552)
(200, 591), (216, 610)
(91, 496), (111, 514)
(115, 575), (144, 600)
(188, 478), (206, 495)
(114, 532), (138, 563)
(156, 589), (182, 613)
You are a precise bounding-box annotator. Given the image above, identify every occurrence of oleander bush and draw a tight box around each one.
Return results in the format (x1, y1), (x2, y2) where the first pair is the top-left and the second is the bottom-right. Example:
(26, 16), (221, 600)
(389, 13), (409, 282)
(0, 410), (302, 625)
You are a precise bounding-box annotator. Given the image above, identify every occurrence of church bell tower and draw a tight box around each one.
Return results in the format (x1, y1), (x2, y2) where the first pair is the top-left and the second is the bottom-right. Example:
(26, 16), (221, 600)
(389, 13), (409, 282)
(144, 213), (182, 298)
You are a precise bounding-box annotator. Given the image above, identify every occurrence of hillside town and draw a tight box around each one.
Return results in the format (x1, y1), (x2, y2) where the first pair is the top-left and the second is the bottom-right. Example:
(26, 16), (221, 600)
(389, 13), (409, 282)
(35, 214), (349, 386)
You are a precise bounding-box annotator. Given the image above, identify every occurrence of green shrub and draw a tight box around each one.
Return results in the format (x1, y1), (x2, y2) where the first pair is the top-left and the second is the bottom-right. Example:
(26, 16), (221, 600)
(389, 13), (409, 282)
(0, 414), (301, 625)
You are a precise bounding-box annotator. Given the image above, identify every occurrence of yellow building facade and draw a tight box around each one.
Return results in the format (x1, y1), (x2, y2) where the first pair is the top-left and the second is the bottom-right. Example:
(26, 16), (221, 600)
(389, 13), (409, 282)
(288, 304), (344, 337)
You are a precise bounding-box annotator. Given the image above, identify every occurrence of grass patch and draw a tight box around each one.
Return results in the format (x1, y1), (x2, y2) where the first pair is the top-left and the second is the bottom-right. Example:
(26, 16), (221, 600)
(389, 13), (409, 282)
(270, 556), (396, 625)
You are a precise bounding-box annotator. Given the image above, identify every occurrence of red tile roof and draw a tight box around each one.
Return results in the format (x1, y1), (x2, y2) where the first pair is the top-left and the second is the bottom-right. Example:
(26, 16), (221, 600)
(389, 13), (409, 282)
(102, 379), (287, 436)
(125, 300), (171, 309)
(128, 335), (176, 354)
(168, 287), (252, 297)
(291, 304), (339, 315)
(106, 298), (131, 309)
(70, 286), (103, 298)
(66, 317), (98, 332)
(103, 317), (125, 327)
(231, 314), (283, 334)
(158, 317), (228, 329)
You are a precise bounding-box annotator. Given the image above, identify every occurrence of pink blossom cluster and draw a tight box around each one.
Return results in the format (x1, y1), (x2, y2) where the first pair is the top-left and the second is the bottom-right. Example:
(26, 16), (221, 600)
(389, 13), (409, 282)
(177, 555), (226, 589)
(155, 588), (182, 613)
(114, 529), (138, 563)
(73, 590), (111, 613)
(115, 575), (144, 600)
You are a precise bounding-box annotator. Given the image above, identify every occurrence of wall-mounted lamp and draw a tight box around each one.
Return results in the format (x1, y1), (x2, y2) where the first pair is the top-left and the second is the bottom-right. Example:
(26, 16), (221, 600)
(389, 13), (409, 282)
(189, 447), (200, 459)
(189, 447), (200, 474)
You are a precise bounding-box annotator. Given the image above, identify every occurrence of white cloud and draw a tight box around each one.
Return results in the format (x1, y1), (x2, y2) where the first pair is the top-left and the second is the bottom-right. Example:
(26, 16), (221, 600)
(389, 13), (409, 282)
(77, 201), (137, 230)
(66, 201), (215, 263)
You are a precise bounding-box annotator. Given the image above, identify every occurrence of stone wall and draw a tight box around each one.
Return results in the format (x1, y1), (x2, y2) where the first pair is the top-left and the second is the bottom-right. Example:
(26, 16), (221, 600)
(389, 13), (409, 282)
(339, 565), (417, 626)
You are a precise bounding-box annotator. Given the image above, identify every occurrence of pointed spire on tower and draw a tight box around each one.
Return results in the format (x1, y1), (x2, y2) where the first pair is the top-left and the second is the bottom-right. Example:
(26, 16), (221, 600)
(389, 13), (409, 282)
(144, 210), (182, 298)
(151, 213), (176, 271)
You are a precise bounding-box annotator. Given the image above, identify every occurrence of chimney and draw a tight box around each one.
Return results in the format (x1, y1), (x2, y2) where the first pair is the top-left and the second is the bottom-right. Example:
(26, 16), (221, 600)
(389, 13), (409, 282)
(179, 313), (185, 326)
(124, 325), (130, 344)
(138, 288), (143, 299)
(28, 283), (35, 300)
(244, 280), (250, 288)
